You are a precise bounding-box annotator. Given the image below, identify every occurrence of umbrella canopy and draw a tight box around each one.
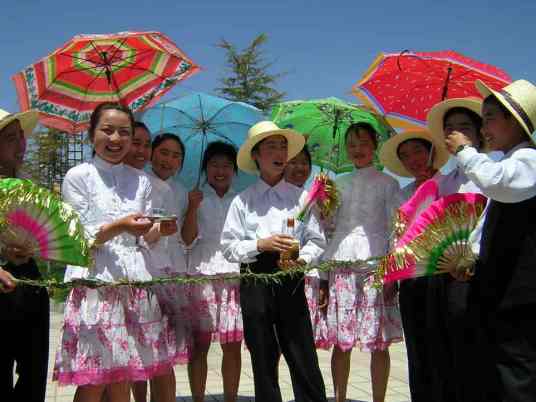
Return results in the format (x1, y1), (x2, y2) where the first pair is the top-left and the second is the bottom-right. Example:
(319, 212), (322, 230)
(13, 31), (200, 134)
(140, 92), (264, 189)
(352, 50), (511, 129)
(271, 97), (394, 174)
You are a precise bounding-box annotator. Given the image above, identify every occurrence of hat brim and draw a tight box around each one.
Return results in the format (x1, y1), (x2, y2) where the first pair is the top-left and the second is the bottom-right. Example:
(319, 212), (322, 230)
(379, 130), (450, 177)
(0, 110), (39, 138)
(476, 80), (535, 144)
(427, 97), (482, 146)
(237, 128), (305, 174)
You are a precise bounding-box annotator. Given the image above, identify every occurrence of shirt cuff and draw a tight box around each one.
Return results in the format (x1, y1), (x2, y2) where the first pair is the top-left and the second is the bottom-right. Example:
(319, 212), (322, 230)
(455, 146), (479, 169)
(244, 240), (261, 259)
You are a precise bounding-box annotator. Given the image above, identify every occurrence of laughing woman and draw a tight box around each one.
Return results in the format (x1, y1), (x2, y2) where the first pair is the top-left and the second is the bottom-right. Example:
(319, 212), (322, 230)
(181, 141), (243, 402)
(54, 103), (178, 402)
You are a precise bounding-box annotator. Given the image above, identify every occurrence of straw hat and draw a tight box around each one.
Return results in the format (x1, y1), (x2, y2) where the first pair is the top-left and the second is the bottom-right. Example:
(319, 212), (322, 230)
(426, 97), (482, 145)
(237, 121), (305, 174)
(379, 129), (449, 177)
(476, 79), (536, 145)
(0, 109), (38, 137)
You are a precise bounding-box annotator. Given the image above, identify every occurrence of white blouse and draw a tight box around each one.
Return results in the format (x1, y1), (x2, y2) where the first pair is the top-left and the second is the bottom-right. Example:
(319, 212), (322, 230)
(142, 172), (176, 277)
(186, 185), (240, 275)
(149, 170), (189, 274)
(322, 166), (400, 262)
(221, 179), (326, 266)
(62, 156), (153, 282)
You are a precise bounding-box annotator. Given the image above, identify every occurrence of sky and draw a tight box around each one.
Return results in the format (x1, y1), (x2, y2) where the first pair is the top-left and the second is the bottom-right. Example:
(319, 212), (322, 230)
(1, 0), (535, 113)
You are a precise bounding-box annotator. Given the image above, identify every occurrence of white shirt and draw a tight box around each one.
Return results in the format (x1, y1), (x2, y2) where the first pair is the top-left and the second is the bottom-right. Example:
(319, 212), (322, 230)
(62, 156), (153, 282)
(221, 178), (326, 267)
(456, 142), (536, 254)
(186, 184), (240, 275)
(322, 166), (400, 263)
(456, 141), (536, 203)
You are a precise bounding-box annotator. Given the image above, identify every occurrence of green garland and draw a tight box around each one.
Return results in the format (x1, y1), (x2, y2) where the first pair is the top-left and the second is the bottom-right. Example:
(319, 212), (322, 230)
(12, 257), (384, 291)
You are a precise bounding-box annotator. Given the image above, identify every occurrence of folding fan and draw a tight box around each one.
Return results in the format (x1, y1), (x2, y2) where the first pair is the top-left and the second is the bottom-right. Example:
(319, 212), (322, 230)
(379, 192), (487, 284)
(0, 178), (92, 267)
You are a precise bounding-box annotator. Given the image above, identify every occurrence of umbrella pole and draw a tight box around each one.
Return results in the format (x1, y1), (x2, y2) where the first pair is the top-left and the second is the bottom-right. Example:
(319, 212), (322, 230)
(196, 129), (207, 189)
(441, 66), (453, 101)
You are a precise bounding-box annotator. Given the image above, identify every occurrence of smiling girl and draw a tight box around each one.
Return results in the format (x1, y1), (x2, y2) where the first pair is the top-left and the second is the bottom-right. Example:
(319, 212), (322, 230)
(323, 122), (402, 402)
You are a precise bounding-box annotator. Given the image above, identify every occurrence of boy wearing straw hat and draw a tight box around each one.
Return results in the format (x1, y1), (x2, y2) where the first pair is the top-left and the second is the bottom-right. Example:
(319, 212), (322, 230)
(0, 109), (50, 402)
(221, 121), (327, 402)
(445, 79), (536, 401)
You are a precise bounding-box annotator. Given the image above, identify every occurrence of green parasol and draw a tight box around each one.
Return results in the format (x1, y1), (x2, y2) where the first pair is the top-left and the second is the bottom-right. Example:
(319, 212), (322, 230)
(271, 97), (395, 174)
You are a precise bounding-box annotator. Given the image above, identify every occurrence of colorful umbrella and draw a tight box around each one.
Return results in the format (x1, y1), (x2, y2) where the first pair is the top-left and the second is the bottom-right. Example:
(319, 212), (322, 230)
(12, 31), (200, 134)
(140, 92), (264, 189)
(271, 97), (395, 174)
(352, 50), (512, 129)
(0, 178), (92, 267)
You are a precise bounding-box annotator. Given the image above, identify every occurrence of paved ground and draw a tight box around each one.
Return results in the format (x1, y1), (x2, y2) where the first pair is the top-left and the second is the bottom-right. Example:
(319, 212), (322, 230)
(44, 305), (410, 402)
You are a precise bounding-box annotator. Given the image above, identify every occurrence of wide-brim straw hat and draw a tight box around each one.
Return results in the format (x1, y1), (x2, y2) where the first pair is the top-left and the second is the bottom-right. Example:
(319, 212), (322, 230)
(0, 109), (38, 137)
(237, 121), (305, 174)
(379, 129), (449, 177)
(426, 97), (482, 146)
(476, 79), (536, 145)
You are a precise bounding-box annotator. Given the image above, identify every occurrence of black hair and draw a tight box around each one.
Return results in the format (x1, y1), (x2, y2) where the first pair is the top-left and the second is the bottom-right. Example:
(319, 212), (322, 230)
(396, 138), (433, 159)
(291, 144), (312, 167)
(443, 106), (484, 148)
(483, 95), (512, 118)
(345, 122), (378, 149)
(152, 133), (185, 156)
(134, 121), (150, 132)
(201, 141), (238, 172)
(88, 102), (135, 141)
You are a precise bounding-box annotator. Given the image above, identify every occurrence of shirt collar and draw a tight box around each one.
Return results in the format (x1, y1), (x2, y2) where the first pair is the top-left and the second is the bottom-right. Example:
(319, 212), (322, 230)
(504, 141), (531, 158)
(255, 177), (291, 197)
(203, 183), (236, 199)
(93, 155), (124, 171)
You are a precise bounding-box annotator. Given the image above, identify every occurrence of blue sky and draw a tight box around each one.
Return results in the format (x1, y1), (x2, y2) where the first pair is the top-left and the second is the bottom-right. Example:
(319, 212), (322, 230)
(1, 0), (535, 113)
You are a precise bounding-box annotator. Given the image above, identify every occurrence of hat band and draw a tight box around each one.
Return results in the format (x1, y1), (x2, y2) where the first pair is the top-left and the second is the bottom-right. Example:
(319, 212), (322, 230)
(499, 89), (534, 133)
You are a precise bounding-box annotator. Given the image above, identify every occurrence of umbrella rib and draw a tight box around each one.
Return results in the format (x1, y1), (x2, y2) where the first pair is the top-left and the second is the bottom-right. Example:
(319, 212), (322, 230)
(205, 102), (241, 125)
(206, 130), (240, 146)
(105, 37), (130, 67)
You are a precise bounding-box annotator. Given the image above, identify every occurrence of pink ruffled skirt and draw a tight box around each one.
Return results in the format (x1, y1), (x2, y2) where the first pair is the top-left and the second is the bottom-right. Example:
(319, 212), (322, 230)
(326, 267), (403, 352)
(186, 276), (243, 344)
(53, 286), (185, 386)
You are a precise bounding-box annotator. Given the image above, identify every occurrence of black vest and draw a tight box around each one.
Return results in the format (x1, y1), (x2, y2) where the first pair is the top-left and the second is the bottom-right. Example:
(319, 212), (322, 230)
(474, 196), (536, 311)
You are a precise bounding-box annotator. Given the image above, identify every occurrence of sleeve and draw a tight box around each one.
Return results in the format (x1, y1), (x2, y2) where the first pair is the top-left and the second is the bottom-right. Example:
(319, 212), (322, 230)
(220, 196), (260, 263)
(384, 178), (401, 252)
(61, 168), (100, 242)
(456, 146), (536, 203)
(298, 191), (327, 273)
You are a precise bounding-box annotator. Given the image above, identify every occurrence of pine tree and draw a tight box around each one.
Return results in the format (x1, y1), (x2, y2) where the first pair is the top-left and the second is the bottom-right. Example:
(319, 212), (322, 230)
(216, 33), (286, 112)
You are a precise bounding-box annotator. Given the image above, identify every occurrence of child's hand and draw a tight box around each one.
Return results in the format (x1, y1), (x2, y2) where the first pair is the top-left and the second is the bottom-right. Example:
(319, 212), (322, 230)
(159, 219), (178, 236)
(257, 235), (295, 253)
(120, 213), (153, 237)
(3, 243), (33, 266)
(187, 190), (204, 211)
(318, 279), (329, 314)
(0, 268), (16, 293)
(445, 131), (473, 154)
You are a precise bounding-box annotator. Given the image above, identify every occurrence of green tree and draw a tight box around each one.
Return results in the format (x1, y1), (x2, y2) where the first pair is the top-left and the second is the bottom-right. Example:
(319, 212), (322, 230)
(216, 33), (286, 112)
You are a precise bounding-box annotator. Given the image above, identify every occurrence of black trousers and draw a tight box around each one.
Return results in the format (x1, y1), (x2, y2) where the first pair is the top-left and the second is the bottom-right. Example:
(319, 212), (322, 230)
(240, 252), (327, 402)
(425, 276), (492, 402)
(479, 305), (536, 402)
(399, 277), (433, 402)
(0, 261), (50, 402)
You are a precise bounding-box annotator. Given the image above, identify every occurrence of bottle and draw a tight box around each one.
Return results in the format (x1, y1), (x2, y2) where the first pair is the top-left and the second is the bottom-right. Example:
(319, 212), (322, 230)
(280, 217), (300, 261)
